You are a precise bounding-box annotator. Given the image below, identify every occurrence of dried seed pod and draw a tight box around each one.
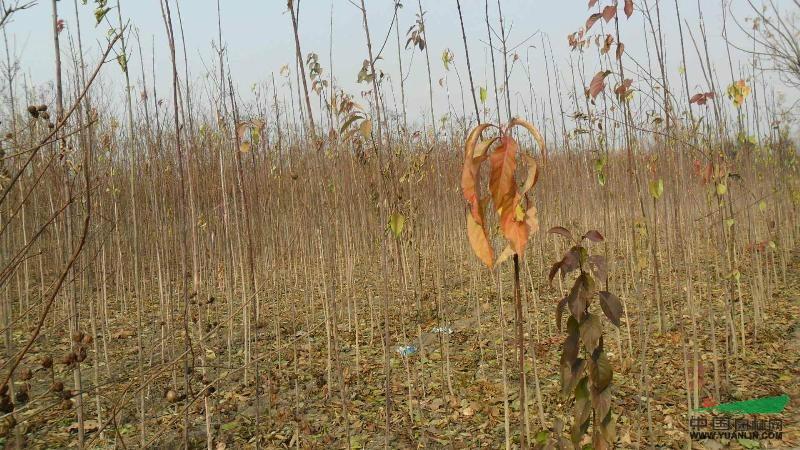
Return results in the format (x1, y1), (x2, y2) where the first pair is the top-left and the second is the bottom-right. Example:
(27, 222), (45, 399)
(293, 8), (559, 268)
(60, 399), (73, 410)
(72, 331), (85, 343)
(40, 355), (53, 369)
(18, 368), (32, 381)
(36, 104), (47, 112)
(40, 111), (50, 120)
(47, 122), (55, 129)
(51, 380), (64, 392)
(0, 395), (13, 413)
(76, 347), (87, 363)
(165, 390), (178, 403)
(14, 391), (28, 405)
(81, 334), (93, 346)
(27, 106), (39, 118)
(61, 352), (76, 366)
(4, 133), (12, 139)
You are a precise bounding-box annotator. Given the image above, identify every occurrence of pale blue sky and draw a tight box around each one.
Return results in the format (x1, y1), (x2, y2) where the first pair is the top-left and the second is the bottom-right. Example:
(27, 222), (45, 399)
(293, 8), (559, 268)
(1, 0), (789, 129)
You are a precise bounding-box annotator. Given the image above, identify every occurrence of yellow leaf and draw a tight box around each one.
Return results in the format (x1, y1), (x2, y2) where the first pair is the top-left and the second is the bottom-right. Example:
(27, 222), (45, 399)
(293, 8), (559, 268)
(388, 212), (405, 238)
(467, 211), (493, 268)
(359, 119), (372, 140)
(495, 244), (515, 267)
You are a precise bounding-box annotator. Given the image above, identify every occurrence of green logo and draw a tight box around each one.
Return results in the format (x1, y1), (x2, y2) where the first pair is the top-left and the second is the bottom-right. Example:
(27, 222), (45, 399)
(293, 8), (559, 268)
(694, 394), (789, 414)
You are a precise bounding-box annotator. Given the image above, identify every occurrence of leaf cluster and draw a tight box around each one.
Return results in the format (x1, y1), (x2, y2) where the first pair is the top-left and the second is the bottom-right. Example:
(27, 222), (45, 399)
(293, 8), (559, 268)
(549, 227), (621, 449)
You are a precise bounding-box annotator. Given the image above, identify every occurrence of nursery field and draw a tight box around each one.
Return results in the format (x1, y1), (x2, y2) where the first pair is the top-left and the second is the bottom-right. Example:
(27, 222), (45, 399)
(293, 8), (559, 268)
(0, 0), (798, 449)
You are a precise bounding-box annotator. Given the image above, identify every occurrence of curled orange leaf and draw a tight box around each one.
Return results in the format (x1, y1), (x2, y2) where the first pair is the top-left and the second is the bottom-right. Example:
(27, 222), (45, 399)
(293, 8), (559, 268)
(508, 117), (547, 164)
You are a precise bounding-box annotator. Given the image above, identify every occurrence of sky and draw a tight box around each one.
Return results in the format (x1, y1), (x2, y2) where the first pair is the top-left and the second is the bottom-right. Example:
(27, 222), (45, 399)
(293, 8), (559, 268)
(1, 0), (794, 130)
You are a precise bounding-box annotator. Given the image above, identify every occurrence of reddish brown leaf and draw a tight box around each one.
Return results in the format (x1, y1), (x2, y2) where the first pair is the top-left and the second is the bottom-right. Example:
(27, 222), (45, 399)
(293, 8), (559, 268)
(556, 296), (568, 331)
(589, 70), (612, 99)
(584, 230), (604, 242)
(589, 255), (608, 281)
(615, 42), (625, 60)
(602, 5), (617, 22)
(624, 0), (634, 18)
(601, 34), (614, 54)
(599, 291), (622, 326)
(548, 226), (573, 240)
(586, 12), (602, 31)
(702, 397), (718, 408)
(614, 78), (633, 101)
(588, 0), (599, 7)
(690, 92), (715, 106)
(567, 276), (587, 322)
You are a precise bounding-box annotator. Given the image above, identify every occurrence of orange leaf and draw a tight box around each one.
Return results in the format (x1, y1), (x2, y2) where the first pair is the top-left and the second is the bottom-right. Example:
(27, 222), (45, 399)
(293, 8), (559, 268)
(508, 117), (547, 164)
(488, 136), (518, 216)
(467, 211), (494, 268)
(520, 154), (539, 195)
(499, 194), (529, 256)
(461, 123), (493, 222)
(525, 205), (539, 235)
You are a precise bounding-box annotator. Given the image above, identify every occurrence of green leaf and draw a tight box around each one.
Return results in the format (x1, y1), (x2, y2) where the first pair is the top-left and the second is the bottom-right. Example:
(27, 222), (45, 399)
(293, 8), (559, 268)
(117, 54), (127, 73)
(388, 212), (405, 238)
(479, 86), (488, 104)
(758, 200), (767, 212)
(220, 421), (239, 432)
(737, 439), (760, 449)
(716, 183), (728, 196)
(648, 179), (663, 200)
(94, 6), (110, 24)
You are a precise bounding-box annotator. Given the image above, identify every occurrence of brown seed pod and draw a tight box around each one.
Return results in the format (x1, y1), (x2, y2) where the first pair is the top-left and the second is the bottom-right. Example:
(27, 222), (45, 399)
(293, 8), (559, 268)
(0, 395), (13, 413)
(14, 391), (28, 405)
(4, 133), (12, 139)
(47, 122), (55, 129)
(27, 106), (38, 118)
(51, 380), (64, 392)
(72, 331), (85, 344)
(60, 399), (73, 410)
(18, 368), (32, 381)
(165, 389), (178, 403)
(37, 104), (47, 112)
(41, 355), (53, 369)
(76, 347), (87, 363)
(81, 334), (93, 346)
(40, 111), (50, 120)
(61, 352), (76, 365)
